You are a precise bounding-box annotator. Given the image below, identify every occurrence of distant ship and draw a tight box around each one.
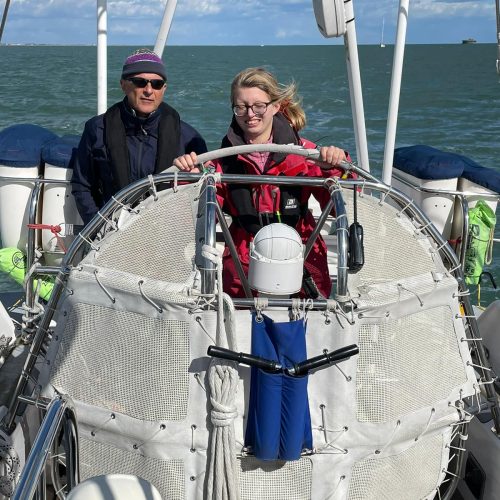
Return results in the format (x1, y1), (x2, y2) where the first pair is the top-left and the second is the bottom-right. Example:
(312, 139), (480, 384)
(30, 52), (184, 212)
(461, 38), (477, 44)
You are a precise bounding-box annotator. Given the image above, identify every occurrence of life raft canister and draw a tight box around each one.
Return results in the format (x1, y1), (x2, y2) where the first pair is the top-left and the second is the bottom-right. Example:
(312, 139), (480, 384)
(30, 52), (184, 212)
(463, 200), (496, 285)
(0, 247), (54, 300)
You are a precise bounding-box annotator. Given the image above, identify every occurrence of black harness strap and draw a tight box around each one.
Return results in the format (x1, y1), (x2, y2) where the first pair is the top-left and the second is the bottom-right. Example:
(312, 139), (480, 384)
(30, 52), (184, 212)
(154, 102), (181, 174)
(104, 103), (130, 193)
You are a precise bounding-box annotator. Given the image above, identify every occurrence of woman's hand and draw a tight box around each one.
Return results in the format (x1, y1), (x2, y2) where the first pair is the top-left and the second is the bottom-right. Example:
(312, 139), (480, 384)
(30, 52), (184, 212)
(318, 146), (346, 167)
(173, 152), (201, 172)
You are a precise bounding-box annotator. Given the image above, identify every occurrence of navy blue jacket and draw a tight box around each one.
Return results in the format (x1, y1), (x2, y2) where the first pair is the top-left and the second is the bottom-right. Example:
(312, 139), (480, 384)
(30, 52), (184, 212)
(71, 98), (207, 225)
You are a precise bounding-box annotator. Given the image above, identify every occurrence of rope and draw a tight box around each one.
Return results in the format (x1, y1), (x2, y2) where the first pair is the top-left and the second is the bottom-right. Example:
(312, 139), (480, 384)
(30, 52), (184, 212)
(203, 244), (240, 500)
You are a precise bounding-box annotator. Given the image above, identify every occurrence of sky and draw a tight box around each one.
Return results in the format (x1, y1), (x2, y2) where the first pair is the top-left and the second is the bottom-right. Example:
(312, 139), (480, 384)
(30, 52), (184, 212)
(0, 0), (497, 46)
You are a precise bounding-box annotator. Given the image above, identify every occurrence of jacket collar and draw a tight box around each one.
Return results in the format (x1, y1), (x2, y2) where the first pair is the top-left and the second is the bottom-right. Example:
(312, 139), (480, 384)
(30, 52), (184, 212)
(120, 97), (162, 136)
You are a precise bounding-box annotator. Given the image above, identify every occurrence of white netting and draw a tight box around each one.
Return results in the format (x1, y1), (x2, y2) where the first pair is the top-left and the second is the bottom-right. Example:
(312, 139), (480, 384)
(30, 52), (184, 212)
(343, 191), (440, 286)
(94, 182), (200, 283)
(346, 433), (445, 500)
(70, 264), (196, 304)
(356, 306), (468, 423)
(237, 457), (312, 500)
(50, 302), (190, 421)
(353, 272), (455, 309)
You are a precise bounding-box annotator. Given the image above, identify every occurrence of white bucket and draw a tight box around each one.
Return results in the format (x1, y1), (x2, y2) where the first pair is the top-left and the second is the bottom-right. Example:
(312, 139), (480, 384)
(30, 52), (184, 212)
(457, 177), (498, 212)
(41, 164), (83, 266)
(0, 164), (39, 251)
(0, 124), (59, 252)
(392, 168), (459, 240)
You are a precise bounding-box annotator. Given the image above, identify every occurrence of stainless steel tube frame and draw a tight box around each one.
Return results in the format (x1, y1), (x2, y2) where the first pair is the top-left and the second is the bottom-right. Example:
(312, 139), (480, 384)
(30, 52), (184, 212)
(12, 394), (79, 500)
(200, 175), (217, 295)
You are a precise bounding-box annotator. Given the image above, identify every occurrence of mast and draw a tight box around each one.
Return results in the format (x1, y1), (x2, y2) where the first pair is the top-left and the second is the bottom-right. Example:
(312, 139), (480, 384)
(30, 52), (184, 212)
(344, 0), (371, 172)
(496, 0), (500, 73)
(381, 0), (409, 185)
(380, 17), (386, 47)
(154, 0), (178, 57)
(96, 0), (108, 115)
(0, 0), (11, 44)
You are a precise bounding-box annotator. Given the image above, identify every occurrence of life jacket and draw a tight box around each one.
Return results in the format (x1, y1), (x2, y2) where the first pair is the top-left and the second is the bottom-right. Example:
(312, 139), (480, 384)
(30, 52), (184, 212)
(220, 113), (310, 235)
(103, 101), (181, 192)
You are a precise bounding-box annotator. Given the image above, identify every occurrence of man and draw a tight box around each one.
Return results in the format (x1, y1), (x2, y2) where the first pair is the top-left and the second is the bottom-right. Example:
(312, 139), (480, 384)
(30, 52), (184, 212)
(71, 48), (207, 225)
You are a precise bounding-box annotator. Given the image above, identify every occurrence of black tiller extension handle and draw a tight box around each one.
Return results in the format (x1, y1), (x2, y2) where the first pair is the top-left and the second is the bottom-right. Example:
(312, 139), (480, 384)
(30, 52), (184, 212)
(287, 344), (359, 377)
(207, 345), (282, 372)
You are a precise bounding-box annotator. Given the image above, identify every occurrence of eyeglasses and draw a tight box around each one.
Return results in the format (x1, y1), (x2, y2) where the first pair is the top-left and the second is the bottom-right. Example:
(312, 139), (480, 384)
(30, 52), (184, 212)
(126, 77), (166, 90)
(232, 101), (274, 117)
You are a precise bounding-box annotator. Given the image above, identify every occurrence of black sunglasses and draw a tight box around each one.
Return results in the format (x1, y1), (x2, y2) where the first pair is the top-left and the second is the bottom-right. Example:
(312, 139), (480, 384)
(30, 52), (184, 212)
(126, 77), (166, 90)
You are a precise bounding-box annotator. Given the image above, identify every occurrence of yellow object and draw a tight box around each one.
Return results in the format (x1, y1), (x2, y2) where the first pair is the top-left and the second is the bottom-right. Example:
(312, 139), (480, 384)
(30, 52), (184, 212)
(0, 247), (54, 300)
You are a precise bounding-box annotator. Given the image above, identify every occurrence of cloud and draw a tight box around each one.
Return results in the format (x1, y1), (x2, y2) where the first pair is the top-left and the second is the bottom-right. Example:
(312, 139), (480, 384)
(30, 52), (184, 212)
(411, 0), (492, 17)
(179, 0), (223, 15)
(3, 0), (497, 45)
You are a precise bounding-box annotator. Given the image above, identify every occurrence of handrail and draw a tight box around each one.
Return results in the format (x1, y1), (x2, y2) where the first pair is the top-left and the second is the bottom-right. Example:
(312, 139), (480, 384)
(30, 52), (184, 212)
(25, 181), (43, 325)
(392, 171), (500, 199)
(12, 394), (79, 500)
(0, 175), (72, 185)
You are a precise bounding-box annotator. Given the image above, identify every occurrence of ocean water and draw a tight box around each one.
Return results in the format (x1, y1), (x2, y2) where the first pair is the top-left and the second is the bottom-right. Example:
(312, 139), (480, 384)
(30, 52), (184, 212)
(0, 44), (499, 302)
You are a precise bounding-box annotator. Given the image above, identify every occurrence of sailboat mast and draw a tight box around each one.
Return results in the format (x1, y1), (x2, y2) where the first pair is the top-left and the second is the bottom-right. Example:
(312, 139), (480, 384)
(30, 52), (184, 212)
(154, 0), (178, 57)
(96, 0), (108, 115)
(496, 0), (500, 73)
(0, 0), (11, 44)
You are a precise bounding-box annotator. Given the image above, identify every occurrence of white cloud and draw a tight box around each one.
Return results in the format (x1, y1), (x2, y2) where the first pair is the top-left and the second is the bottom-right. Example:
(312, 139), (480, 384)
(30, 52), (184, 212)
(411, 0), (492, 17)
(179, 0), (223, 15)
(3, 0), (497, 45)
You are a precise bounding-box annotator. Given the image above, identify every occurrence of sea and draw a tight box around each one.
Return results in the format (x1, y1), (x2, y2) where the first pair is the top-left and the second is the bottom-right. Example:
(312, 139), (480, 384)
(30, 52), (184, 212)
(0, 44), (499, 303)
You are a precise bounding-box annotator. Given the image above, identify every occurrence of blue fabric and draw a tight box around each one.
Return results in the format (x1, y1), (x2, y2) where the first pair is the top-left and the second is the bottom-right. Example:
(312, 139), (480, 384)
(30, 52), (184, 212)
(41, 135), (80, 168)
(393, 145), (465, 180)
(461, 159), (500, 194)
(394, 145), (500, 193)
(245, 313), (312, 461)
(0, 124), (58, 167)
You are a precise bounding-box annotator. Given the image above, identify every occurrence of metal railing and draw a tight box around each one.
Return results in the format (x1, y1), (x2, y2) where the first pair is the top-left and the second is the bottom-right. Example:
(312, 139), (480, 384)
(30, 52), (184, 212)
(12, 394), (79, 500)
(2, 145), (498, 500)
(392, 170), (500, 269)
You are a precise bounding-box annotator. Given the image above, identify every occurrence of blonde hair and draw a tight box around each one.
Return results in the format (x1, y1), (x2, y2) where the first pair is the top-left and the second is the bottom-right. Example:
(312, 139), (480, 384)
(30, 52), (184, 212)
(230, 67), (306, 131)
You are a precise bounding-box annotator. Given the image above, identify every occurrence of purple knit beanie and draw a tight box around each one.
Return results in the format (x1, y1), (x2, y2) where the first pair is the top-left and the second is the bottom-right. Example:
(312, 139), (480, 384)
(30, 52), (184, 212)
(121, 48), (167, 80)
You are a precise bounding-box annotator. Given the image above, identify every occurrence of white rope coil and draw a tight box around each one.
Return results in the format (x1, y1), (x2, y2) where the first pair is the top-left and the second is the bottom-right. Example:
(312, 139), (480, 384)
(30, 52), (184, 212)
(203, 244), (240, 500)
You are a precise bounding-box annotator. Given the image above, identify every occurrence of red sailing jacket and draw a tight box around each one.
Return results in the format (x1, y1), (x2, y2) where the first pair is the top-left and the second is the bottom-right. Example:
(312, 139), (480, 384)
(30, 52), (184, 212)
(213, 113), (352, 298)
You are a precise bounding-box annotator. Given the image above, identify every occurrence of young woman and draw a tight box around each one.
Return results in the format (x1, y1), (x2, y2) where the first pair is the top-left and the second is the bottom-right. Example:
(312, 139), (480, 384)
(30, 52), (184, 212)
(174, 67), (351, 298)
